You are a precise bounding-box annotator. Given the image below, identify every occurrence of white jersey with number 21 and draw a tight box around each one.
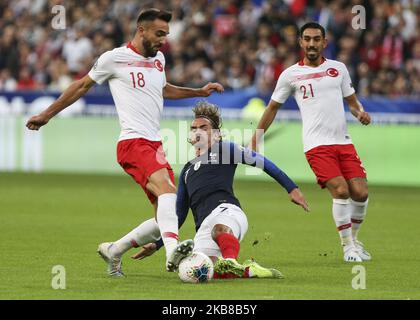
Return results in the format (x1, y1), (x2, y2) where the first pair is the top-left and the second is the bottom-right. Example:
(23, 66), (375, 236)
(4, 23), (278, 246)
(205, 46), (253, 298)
(271, 58), (356, 152)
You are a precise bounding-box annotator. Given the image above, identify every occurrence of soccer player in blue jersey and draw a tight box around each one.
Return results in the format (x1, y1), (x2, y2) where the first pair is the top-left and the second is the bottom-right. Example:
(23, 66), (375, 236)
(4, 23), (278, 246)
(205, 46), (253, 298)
(132, 101), (309, 279)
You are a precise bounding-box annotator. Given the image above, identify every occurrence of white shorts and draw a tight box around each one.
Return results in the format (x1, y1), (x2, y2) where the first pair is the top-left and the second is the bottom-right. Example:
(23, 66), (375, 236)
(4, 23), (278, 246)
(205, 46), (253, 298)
(193, 203), (248, 258)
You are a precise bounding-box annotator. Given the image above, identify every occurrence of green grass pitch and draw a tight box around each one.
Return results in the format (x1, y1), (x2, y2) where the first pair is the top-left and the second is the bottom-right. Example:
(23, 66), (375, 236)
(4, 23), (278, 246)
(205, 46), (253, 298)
(1, 172), (419, 300)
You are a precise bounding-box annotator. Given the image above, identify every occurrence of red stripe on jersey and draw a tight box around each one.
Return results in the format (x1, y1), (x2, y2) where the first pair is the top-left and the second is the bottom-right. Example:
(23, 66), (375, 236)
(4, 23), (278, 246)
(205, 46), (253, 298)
(337, 223), (352, 231)
(162, 232), (179, 240)
(125, 61), (155, 68)
(351, 219), (364, 224)
(292, 70), (328, 82)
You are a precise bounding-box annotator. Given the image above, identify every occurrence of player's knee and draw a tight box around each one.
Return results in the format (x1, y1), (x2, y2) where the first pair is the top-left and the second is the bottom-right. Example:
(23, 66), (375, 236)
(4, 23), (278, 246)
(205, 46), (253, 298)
(211, 224), (233, 241)
(352, 190), (369, 202)
(334, 185), (350, 199)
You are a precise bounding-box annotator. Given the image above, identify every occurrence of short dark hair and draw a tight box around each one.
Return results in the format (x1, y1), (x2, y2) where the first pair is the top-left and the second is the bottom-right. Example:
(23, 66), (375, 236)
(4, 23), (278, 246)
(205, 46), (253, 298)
(137, 8), (172, 25)
(300, 22), (326, 38)
(192, 101), (222, 131)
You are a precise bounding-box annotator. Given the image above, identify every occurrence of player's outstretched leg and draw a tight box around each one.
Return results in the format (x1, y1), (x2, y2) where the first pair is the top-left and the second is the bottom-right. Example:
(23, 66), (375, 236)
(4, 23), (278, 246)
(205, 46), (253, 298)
(213, 258), (284, 279)
(243, 259), (284, 279)
(97, 242), (124, 277)
(97, 218), (161, 276)
(167, 239), (194, 272)
(214, 258), (247, 277)
(211, 224), (246, 277)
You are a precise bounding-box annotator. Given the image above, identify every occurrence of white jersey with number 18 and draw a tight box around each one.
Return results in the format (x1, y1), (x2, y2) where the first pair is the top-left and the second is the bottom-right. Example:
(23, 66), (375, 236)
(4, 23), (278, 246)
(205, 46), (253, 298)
(271, 58), (355, 152)
(88, 42), (166, 142)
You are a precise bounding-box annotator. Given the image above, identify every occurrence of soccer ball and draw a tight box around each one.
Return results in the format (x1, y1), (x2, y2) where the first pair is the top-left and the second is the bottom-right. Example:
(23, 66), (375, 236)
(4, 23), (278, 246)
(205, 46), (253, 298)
(178, 252), (214, 283)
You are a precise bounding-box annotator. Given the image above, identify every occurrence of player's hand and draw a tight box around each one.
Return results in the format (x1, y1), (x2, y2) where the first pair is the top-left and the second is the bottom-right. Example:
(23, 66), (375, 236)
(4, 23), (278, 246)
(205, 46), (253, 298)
(289, 188), (310, 212)
(26, 113), (50, 130)
(131, 243), (158, 260)
(199, 82), (224, 97)
(357, 111), (371, 125)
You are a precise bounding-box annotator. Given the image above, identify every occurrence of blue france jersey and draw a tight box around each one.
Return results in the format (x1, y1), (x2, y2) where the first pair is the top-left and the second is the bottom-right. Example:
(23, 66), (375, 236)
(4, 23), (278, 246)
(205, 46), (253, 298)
(176, 141), (298, 231)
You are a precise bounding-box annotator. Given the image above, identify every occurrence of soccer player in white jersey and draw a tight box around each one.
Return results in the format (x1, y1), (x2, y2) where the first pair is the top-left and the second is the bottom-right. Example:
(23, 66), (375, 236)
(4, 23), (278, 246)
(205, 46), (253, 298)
(250, 22), (372, 263)
(25, 8), (224, 276)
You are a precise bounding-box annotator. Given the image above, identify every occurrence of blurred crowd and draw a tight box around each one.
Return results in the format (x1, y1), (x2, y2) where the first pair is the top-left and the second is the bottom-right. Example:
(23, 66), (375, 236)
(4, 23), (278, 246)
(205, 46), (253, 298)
(0, 0), (419, 97)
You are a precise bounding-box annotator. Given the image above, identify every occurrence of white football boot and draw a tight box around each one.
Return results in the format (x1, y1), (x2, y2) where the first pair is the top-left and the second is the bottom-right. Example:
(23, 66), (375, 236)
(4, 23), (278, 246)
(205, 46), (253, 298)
(97, 242), (124, 277)
(166, 239), (194, 272)
(343, 244), (363, 262)
(354, 240), (372, 261)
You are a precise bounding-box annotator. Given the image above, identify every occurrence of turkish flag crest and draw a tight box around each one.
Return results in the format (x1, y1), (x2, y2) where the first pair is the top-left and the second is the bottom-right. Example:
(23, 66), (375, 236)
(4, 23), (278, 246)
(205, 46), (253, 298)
(326, 68), (339, 77)
(154, 59), (163, 72)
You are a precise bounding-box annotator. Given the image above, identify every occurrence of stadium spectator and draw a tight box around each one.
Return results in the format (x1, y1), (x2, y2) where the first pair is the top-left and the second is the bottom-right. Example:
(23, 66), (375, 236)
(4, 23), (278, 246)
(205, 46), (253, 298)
(0, 68), (17, 91)
(62, 25), (94, 74)
(16, 66), (37, 90)
(0, 0), (418, 96)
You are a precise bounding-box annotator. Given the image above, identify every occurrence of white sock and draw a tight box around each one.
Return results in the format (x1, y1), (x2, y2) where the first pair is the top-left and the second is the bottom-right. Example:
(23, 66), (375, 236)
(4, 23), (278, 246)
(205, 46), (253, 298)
(156, 193), (179, 261)
(332, 198), (353, 248)
(110, 218), (160, 258)
(350, 198), (368, 241)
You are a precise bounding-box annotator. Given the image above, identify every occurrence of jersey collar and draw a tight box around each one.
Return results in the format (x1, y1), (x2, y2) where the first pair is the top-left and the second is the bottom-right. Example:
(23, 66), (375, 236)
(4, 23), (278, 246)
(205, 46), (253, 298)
(298, 56), (326, 66)
(127, 41), (142, 55)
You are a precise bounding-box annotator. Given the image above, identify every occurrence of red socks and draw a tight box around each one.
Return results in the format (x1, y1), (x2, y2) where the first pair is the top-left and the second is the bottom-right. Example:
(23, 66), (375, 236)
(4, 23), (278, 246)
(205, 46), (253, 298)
(215, 233), (240, 259)
(214, 233), (249, 279)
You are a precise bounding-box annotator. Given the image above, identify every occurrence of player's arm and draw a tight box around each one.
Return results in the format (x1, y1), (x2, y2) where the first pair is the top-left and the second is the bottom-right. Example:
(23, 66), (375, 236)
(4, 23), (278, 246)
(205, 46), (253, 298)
(249, 99), (282, 151)
(26, 75), (96, 130)
(163, 82), (224, 99)
(229, 142), (309, 212)
(340, 63), (370, 125)
(345, 93), (371, 125)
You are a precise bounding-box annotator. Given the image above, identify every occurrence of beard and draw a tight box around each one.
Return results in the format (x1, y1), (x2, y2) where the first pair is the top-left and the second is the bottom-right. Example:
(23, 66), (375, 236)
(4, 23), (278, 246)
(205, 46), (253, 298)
(142, 38), (159, 57)
(306, 48), (320, 61)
